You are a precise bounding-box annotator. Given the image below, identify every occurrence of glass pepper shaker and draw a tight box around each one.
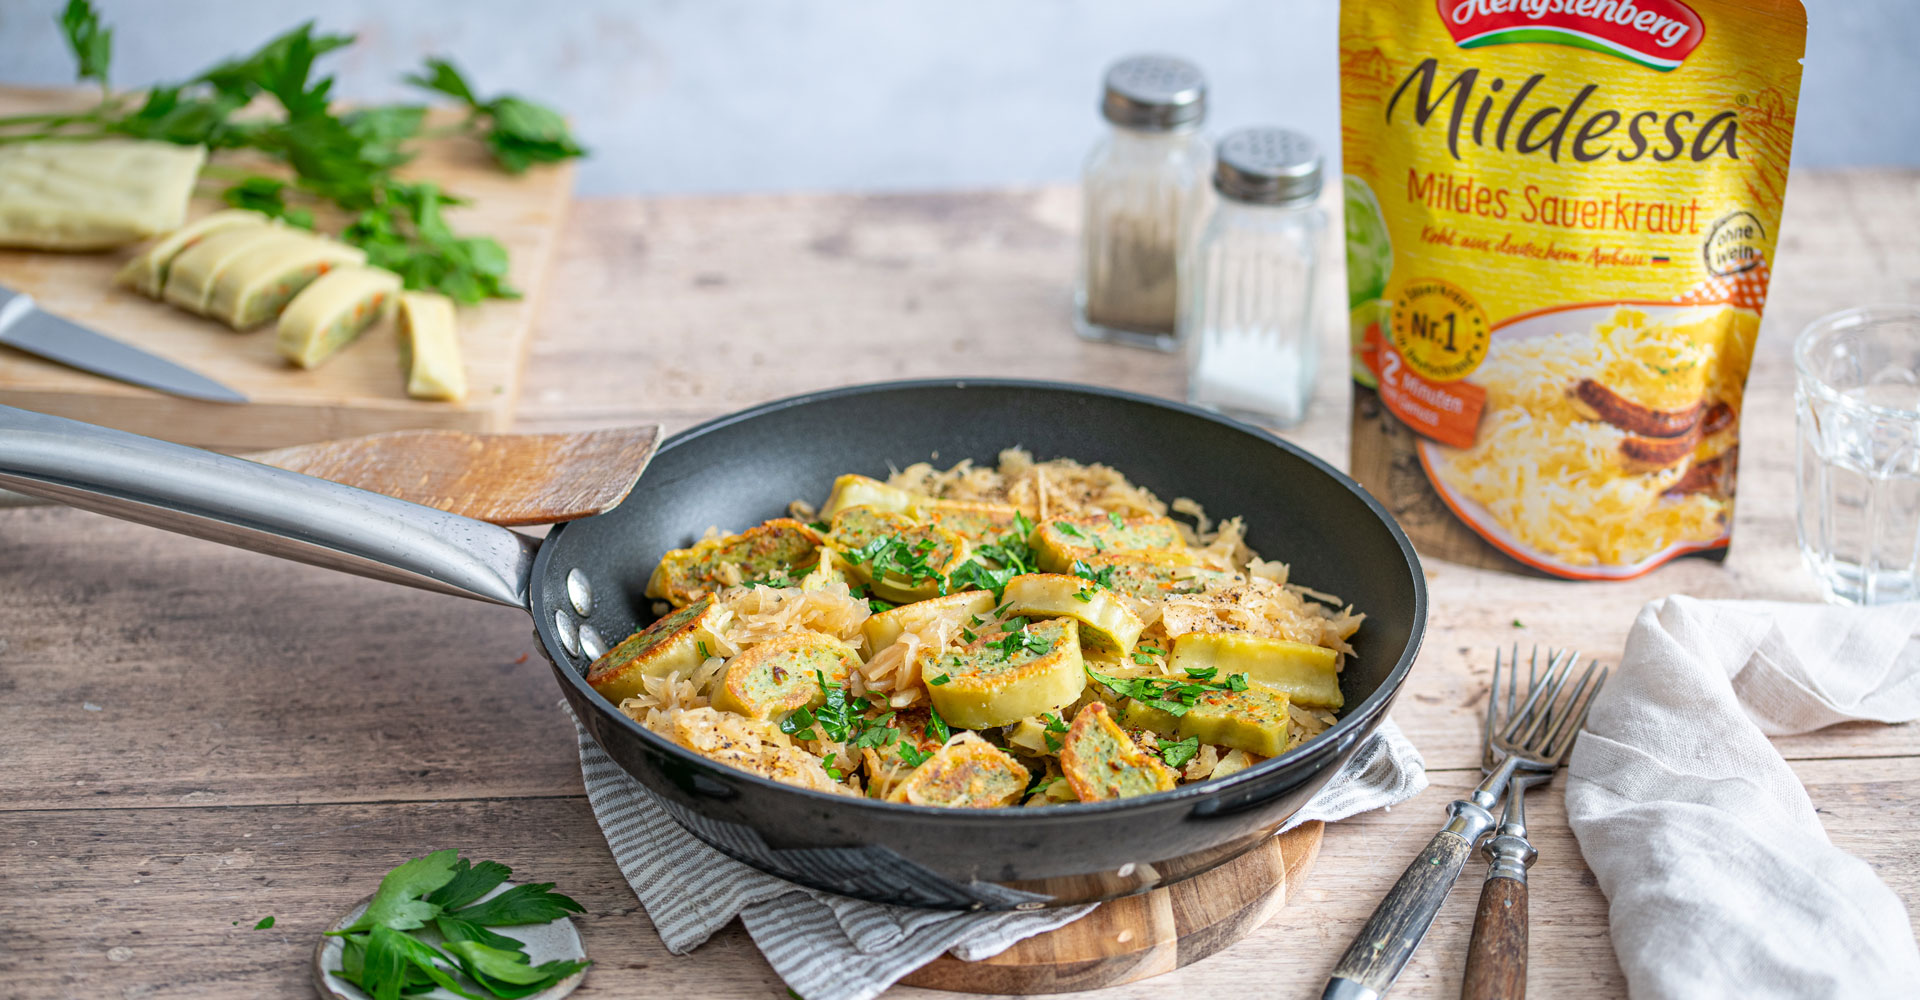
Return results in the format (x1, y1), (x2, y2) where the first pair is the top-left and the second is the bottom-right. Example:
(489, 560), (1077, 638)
(1074, 54), (1210, 352)
(1181, 127), (1327, 427)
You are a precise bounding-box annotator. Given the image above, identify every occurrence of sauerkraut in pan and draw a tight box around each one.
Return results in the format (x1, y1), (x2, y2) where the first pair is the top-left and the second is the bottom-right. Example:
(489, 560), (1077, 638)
(587, 449), (1363, 807)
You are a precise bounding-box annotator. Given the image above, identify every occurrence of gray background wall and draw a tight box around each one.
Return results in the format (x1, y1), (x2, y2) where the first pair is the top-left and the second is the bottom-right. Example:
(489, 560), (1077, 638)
(1, 0), (1911, 196)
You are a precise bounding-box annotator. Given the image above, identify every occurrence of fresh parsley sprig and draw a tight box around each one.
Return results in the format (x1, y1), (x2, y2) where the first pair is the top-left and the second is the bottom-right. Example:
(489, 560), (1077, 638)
(331, 851), (590, 1000)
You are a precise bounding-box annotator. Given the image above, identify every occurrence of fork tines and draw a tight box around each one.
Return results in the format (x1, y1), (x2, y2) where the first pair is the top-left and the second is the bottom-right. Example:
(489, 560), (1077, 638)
(1487, 645), (1608, 767)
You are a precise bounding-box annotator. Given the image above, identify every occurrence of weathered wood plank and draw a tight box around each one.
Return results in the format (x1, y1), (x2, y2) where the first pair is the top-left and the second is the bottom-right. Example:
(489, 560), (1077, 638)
(3, 760), (1909, 999)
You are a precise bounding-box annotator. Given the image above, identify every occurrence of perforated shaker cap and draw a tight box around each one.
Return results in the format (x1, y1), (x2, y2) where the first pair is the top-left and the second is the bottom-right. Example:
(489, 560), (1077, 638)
(1214, 128), (1322, 205)
(1100, 55), (1206, 131)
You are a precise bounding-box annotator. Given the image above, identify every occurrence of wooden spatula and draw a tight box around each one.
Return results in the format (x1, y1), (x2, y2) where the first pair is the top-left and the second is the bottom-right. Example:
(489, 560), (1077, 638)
(0, 425), (661, 526)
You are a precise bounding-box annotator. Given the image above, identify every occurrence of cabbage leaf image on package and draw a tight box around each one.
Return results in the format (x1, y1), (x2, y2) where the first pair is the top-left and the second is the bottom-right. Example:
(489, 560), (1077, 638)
(1340, 0), (1805, 579)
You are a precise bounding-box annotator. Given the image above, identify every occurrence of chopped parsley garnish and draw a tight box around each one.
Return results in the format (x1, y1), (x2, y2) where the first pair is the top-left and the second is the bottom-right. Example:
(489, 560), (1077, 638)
(1183, 665), (1216, 680)
(867, 597), (897, 613)
(1054, 521), (1085, 539)
(960, 626), (978, 643)
(696, 641), (711, 660)
(1070, 559), (1116, 589)
(1044, 733), (1063, 753)
(1043, 713), (1069, 733)
(940, 519), (1041, 602)
(1071, 589), (1093, 603)
(780, 706), (820, 742)
(808, 520), (830, 532)
(821, 752), (843, 780)
(843, 534), (944, 588)
(989, 622), (1050, 660)
(1086, 668), (1250, 717)
(1157, 736), (1201, 768)
(927, 673), (951, 686)
(897, 743), (932, 768)
(1108, 512), (1125, 529)
(926, 707), (951, 744)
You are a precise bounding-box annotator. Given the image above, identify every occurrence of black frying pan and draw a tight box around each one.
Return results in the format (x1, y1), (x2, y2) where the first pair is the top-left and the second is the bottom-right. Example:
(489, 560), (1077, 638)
(0, 380), (1425, 909)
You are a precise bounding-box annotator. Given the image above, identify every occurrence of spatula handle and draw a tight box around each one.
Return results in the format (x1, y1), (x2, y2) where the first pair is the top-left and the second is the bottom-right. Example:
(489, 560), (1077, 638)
(0, 404), (537, 607)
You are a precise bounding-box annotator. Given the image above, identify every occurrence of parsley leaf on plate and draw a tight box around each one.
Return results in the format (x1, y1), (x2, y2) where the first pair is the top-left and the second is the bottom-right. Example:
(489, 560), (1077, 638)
(348, 849), (459, 932)
(446, 882), (587, 927)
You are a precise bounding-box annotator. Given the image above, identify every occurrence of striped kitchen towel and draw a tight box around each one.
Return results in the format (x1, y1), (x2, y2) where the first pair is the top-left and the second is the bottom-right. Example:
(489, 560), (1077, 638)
(570, 709), (1425, 1000)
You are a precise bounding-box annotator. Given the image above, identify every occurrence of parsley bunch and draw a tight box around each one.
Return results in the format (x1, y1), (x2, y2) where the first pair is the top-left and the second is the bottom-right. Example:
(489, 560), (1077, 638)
(329, 850), (590, 999)
(5, 2), (587, 304)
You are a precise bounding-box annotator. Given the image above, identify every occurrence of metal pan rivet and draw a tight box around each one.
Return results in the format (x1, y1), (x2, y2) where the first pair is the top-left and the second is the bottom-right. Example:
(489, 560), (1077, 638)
(554, 608), (580, 656)
(1015, 901), (1047, 911)
(566, 568), (593, 616)
(578, 623), (608, 661)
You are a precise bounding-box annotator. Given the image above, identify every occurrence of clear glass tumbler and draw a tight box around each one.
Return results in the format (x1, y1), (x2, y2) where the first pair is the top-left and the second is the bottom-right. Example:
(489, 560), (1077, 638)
(1795, 305), (1920, 604)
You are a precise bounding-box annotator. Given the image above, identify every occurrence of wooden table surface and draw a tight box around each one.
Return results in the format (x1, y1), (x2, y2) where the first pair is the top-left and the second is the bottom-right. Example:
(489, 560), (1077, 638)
(5, 169), (1918, 1000)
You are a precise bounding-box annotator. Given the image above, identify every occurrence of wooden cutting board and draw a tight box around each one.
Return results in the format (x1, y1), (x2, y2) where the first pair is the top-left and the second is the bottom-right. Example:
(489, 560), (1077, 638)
(901, 822), (1324, 994)
(0, 86), (575, 450)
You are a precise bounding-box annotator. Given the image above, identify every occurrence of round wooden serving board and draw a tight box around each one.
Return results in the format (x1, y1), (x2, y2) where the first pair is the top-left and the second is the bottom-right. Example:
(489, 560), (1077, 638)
(901, 821), (1323, 995)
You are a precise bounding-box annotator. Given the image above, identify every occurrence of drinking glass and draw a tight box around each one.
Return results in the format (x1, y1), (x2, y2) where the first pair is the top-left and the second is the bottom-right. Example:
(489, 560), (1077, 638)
(1796, 305), (1920, 604)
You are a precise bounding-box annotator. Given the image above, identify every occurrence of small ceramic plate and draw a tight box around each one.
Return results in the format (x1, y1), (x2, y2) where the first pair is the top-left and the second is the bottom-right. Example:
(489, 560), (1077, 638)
(313, 883), (588, 1000)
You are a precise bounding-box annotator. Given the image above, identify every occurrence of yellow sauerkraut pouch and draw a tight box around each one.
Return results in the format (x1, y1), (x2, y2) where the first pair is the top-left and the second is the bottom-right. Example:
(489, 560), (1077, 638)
(1341, 0), (1803, 579)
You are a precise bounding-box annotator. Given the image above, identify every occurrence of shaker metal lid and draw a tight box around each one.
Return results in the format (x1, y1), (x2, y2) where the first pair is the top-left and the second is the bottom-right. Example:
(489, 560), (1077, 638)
(1101, 55), (1206, 131)
(1213, 127), (1322, 204)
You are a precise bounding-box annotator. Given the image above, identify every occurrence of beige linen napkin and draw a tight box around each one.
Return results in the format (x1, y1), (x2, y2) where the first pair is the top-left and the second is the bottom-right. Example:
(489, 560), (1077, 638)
(1566, 596), (1920, 999)
(570, 709), (1426, 1000)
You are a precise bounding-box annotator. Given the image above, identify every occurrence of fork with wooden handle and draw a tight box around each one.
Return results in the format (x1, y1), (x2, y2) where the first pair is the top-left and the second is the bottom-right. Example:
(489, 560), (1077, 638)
(1322, 647), (1605, 1000)
(1461, 647), (1605, 1000)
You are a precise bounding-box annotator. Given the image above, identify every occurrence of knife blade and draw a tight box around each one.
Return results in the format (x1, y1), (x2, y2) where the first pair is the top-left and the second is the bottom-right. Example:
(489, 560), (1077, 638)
(0, 286), (247, 404)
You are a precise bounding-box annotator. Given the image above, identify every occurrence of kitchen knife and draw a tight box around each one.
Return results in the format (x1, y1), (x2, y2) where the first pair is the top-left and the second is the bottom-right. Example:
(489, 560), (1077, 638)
(0, 285), (247, 403)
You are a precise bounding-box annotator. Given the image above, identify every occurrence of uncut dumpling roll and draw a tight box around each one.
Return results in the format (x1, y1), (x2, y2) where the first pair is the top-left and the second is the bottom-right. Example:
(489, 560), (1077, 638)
(162, 224), (293, 314)
(0, 140), (206, 250)
(116, 210), (274, 298)
(396, 291), (466, 401)
(276, 265), (402, 369)
(206, 232), (365, 329)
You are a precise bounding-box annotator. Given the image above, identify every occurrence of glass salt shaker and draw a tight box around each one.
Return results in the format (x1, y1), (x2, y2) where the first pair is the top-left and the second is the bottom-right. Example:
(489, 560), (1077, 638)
(1181, 128), (1327, 427)
(1074, 54), (1210, 352)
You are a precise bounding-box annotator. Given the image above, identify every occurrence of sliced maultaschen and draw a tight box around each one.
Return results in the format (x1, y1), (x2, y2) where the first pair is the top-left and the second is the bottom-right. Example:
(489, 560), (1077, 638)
(924, 617), (1084, 730)
(885, 732), (1029, 808)
(1122, 683), (1294, 757)
(1168, 632), (1343, 709)
(1030, 514), (1184, 572)
(396, 291), (466, 401)
(999, 573), (1144, 656)
(276, 265), (402, 369)
(117, 209), (274, 297)
(646, 518), (824, 606)
(585, 595), (726, 703)
(709, 631), (858, 720)
(1058, 701), (1177, 801)
(207, 232), (365, 329)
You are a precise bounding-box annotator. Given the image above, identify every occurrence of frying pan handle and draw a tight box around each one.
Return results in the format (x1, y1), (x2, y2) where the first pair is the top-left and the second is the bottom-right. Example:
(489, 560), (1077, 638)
(0, 405), (537, 608)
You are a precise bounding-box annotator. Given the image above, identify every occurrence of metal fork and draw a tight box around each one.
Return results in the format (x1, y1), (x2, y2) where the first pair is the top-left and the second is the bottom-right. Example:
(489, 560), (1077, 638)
(1460, 647), (1607, 1000)
(1323, 647), (1606, 1000)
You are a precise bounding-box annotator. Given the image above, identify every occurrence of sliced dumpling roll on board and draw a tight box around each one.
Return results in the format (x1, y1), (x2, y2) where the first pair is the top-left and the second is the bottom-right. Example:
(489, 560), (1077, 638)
(116, 209), (274, 297)
(276, 265), (402, 369)
(207, 232), (365, 329)
(396, 291), (466, 401)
